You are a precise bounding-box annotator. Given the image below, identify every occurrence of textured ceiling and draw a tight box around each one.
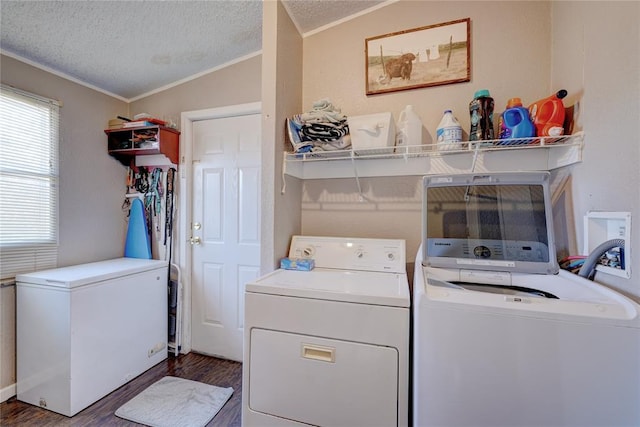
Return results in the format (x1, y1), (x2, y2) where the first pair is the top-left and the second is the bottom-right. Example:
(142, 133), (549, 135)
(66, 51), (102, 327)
(1, 0), (385, 101)
(283, 0), (385, 34)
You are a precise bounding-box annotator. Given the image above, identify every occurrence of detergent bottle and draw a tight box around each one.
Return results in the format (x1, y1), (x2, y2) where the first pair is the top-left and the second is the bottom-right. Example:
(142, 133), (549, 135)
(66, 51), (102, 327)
(528, 89), (567, 137)
(396, 105), (423, 151)
(469, 89), (495, 145)
(499, 98), (535, 143)
(436, 110), (463, 151)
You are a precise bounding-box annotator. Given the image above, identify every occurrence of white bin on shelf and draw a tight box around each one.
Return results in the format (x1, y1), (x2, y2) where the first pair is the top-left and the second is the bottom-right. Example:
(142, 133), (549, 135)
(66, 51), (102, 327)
(348, 112), (395, 154)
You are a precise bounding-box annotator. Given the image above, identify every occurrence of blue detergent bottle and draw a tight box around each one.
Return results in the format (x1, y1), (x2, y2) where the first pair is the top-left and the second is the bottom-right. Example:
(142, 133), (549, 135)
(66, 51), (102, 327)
(499, 98), (535, 143)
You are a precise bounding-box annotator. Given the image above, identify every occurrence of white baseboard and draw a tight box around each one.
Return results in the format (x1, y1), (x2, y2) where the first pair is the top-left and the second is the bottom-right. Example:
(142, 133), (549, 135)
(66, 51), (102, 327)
(1, 383), (16, 403)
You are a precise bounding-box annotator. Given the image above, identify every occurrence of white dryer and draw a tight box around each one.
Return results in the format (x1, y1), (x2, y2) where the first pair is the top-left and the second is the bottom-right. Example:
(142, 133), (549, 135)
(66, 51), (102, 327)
(243, 236), (410, 426)
(413, 172), (640, 427)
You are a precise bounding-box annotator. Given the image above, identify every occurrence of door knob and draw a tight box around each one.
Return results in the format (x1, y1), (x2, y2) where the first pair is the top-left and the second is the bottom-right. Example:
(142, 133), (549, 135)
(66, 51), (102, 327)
(189, 236), (201, 245)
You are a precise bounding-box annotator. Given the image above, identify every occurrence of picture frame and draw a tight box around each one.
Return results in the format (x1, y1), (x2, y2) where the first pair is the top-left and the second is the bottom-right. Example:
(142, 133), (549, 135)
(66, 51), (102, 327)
(365, 18), (471, 96)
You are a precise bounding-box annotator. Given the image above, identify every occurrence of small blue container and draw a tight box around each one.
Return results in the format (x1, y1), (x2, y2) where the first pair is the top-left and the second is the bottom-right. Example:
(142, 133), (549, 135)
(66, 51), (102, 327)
(280, 257), (315, 271)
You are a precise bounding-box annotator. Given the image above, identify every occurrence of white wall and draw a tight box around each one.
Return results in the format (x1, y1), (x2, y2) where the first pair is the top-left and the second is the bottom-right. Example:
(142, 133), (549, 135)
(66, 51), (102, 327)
(0, 284), (15, 401)
(2, 0), (638, 401)
(1, 53), (129, 397)
(303, 1), (551, 138)
(552, 1), (640, 301)
(130, 55), (262, 124)
(1, 32), (267, 399)
(263, 0), (304, 270)
(299, 0), (640, 302)
(1, 55), (130, 266)
(301, 0), (552, 268)
(0, 52), (264, 398)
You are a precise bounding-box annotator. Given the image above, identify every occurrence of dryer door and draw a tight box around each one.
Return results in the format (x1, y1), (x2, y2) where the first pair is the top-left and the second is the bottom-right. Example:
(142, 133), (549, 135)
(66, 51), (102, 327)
(249, 328), (398, 426)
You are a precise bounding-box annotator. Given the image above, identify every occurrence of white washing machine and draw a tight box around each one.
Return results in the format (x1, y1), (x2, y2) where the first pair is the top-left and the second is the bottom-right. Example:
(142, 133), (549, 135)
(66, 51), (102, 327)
(243, 235), (410, 426)
(413, 172), (640, 427)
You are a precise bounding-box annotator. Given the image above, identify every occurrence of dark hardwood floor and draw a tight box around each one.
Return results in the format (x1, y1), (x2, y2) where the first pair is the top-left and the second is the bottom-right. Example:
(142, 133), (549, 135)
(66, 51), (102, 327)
(0, 353), (242, 426)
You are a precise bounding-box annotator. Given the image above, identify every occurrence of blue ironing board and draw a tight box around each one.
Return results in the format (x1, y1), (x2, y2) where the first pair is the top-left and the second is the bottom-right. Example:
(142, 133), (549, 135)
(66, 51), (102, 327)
(124, 198), (151, 259)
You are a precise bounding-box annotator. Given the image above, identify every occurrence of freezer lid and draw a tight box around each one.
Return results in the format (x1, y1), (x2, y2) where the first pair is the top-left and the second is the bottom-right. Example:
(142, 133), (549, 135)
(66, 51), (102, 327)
(15, 258), (168, 288)
(246, 268), (410, 307)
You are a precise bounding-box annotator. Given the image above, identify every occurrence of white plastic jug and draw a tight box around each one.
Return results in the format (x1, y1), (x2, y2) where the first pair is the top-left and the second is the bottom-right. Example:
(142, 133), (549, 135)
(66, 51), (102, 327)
(396, 105), (423, 152)
(436, 109), (462, 151)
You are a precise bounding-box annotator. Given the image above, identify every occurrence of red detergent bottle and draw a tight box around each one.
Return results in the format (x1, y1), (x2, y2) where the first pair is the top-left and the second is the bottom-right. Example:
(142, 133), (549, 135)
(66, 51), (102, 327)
(528, 90), (568, 137)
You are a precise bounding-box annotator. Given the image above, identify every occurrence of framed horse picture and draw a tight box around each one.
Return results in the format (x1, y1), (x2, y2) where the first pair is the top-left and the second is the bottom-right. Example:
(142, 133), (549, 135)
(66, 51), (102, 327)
(365, 18), (471, 95)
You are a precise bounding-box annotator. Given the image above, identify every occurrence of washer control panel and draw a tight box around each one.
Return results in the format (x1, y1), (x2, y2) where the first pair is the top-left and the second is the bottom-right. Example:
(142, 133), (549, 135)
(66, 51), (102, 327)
(288, 236), (406, 273)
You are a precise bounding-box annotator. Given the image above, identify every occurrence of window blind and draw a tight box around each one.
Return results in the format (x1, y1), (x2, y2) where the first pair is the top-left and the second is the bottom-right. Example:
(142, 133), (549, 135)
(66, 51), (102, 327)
(0, 85), (59, 280)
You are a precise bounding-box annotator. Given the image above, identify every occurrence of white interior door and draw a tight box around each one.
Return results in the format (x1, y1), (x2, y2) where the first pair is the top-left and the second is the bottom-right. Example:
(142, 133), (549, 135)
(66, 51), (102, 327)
(190, 113), (261, 361)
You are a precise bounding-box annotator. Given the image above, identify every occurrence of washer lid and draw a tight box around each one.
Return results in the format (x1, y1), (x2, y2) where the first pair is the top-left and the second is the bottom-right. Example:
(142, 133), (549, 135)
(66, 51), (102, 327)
(246, 268), (410, 307)
(420, 266), (640, 321)
(422, 172), (559, 275)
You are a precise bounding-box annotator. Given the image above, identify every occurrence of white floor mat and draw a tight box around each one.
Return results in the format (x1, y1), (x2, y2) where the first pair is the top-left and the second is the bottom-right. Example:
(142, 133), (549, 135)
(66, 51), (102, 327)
(115, 376), (233, 427)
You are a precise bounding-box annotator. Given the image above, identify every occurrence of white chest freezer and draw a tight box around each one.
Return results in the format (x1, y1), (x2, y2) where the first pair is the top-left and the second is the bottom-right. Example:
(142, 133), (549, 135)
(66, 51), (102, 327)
(16, 257), (168, 416)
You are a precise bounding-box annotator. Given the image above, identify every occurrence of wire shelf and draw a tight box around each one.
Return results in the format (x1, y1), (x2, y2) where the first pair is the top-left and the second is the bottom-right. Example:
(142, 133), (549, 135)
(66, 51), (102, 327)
(285, 132), (583, 163)
(281, 132), (584, 183)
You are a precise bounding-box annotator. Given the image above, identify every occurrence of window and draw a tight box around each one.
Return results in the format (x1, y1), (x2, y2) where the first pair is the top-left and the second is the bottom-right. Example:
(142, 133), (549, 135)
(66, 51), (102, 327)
(0, 85), (59, 281)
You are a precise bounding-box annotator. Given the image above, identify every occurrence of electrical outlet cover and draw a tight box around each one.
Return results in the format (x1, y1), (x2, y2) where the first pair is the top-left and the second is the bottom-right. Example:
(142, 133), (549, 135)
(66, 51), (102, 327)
(583, 211), (631, 278)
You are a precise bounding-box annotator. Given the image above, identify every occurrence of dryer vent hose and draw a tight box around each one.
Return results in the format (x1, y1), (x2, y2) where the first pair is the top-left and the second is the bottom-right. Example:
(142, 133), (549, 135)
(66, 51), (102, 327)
(578, 239), (625, 280)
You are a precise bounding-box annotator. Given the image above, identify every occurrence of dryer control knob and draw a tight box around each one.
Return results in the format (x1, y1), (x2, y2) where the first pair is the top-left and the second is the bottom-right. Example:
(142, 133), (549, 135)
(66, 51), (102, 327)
(387, 252), (395, 261)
